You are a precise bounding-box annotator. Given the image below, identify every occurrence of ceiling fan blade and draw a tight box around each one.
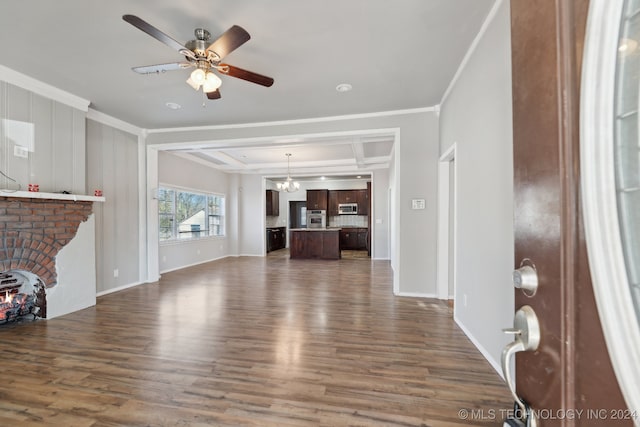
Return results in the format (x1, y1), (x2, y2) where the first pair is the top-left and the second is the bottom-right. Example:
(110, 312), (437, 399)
(132, 62), (192, 74)
(123, 15), (195, 59)
(206, 25), (251, 60)
(206, 89), (222, 100)
(218, 64), (274, 87)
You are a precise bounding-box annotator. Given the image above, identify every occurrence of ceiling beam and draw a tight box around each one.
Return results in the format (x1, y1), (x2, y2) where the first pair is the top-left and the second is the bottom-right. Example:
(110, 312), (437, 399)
(351, 139), (366, 169)
(199, 151), (248, 168)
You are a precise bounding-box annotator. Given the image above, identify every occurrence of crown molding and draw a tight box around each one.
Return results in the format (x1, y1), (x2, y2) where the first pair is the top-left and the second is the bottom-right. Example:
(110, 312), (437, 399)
(0, 65), (90, 112)
(87, 108), (143, 136)
(147, 106), (438, 134)
(440, 0), (505, 106)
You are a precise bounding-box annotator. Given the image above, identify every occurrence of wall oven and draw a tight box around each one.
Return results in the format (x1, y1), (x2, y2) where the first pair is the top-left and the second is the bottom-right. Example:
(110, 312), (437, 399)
(306, 210), (326, 228)
(338, 203), (358, 215)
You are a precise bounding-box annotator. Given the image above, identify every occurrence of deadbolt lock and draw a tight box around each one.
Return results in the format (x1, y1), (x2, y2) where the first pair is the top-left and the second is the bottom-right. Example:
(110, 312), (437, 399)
(513, 260), (538, 296)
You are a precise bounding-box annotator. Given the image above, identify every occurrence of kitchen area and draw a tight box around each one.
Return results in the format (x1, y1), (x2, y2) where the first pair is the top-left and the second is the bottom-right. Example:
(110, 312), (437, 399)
(265, 180), (371, 259)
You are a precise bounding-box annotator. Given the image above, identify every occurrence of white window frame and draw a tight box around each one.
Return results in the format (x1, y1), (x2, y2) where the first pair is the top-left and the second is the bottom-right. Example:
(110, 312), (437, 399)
(158, 184), (225, 243)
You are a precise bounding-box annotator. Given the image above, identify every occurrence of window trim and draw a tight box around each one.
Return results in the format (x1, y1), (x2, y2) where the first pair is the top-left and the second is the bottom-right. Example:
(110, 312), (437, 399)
(158, 183), (226, 244)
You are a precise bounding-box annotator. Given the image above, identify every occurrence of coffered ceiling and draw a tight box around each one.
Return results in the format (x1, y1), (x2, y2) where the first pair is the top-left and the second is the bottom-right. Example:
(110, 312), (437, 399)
(0, 0), (495, 176)
(165, 132), (395, 178)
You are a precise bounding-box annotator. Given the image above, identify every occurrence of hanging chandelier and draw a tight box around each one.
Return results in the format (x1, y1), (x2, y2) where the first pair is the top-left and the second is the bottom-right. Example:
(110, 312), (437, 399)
(277, 153), (300, 193)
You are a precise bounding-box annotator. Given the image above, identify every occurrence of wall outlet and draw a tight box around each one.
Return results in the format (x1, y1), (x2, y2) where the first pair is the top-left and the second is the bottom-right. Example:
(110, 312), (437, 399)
(13, 145), (29, 158)
(197, 249), (201, 255)
(113, 269), (119, 278)
(463, 294), (468, 307)
(162, 255), (166, 262)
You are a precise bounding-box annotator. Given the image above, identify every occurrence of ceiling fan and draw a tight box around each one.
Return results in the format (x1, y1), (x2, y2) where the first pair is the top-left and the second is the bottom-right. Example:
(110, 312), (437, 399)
(122, 15), (274, 100)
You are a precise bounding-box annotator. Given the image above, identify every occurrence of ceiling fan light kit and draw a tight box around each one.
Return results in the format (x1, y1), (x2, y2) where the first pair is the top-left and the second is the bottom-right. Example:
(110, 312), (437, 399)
(122, 14), (274, 102)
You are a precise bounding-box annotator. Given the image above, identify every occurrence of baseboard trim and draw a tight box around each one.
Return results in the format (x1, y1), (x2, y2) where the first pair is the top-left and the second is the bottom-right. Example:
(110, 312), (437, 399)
(97, 281), (145, 297)
(454, 314), (504, 380)
(394, 291), (438, 298)
(160, 255), (230, 274)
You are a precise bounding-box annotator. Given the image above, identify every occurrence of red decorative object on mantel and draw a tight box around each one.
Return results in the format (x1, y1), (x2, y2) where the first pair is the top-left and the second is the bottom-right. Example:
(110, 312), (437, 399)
(27, 184), (39, 192)
(94, 190), (103, 197)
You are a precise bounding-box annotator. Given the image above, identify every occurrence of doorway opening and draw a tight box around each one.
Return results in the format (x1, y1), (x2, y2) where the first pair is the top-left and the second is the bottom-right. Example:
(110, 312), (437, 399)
(289, 201), (307, 229)
(437, 144), (457, 311)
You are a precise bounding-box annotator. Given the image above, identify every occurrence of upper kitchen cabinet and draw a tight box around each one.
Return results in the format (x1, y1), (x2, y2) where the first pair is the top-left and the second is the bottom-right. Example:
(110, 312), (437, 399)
(336, 190), (357, 204)
(266, 190), (279, 216)
(328, 191), (339, 216)
(328, 189), (369, 216)
(357, 189), (369, 216)
(306, 190), (328, 210)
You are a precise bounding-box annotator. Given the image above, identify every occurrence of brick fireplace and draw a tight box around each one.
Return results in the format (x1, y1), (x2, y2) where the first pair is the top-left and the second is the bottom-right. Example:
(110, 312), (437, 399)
(0, 191), (103, 320)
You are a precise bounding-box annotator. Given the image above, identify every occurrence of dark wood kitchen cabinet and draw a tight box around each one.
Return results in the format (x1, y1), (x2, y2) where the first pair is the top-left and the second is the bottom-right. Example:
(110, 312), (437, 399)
(356, 189), (369, 216)
(306, 190), (328, 210)
(327, 189), (369, 216)
(289, 229), (340, 259)
(340, 228), (368, 250)
(339, 229), (358, 250)
(266, 190), (279, 216)
(337, 190), (357, 204)
(266, 227), (286, 252)
(328, 191), (339, 216)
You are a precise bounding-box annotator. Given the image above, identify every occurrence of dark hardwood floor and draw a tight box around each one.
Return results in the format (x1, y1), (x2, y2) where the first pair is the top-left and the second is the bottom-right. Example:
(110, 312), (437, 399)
(0, 256), (510, 426)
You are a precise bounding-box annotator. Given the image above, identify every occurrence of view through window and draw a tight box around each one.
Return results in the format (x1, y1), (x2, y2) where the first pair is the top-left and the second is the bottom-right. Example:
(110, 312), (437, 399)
(158, 186), (225, 241)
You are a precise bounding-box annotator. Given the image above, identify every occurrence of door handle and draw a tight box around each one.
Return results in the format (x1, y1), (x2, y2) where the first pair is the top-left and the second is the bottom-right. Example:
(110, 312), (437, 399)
(502, 305), (540, 426)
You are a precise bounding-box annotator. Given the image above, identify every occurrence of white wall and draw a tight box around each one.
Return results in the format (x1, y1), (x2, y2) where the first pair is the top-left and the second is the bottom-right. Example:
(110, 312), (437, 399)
(237, 173), (263, 256)
(158, 152), (232, 272)
(147, 110), (439, 295)
(49, 215), (97, 318)
(397, 114), (440, 296)
(0, 81), (86, 194)
(438, 0), (514, 372)
(372, 169), (390, 260)
(86, 119), (140, 294)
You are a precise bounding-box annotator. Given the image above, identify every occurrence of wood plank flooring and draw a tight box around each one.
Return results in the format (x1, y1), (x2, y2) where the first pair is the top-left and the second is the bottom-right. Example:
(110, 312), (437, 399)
(0, 256), (510, 426)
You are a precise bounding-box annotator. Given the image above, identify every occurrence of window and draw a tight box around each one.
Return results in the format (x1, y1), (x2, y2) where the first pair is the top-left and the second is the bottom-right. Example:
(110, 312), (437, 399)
(158, 186), (225, 241)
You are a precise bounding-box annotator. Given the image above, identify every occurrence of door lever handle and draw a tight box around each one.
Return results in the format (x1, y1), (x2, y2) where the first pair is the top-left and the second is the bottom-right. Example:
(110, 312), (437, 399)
(501, 305), (540, 418)
(502, 339), (526, 409)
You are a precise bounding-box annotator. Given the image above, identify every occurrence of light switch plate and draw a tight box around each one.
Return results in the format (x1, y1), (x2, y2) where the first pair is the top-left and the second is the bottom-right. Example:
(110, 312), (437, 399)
(411, 199), (426, 210)
(13, 145), (29, 158)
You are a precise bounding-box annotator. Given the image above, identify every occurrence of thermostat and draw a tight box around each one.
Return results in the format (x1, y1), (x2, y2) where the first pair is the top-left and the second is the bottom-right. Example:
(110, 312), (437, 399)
(411, 199), (426, 210)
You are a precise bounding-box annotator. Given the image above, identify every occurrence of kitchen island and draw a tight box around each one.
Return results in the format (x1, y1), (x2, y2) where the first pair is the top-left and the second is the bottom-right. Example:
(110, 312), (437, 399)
(289, 228), (341, 260)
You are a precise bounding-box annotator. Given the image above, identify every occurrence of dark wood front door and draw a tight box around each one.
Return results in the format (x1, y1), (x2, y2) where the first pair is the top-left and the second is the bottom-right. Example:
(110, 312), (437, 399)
(511, 0), (630, 424)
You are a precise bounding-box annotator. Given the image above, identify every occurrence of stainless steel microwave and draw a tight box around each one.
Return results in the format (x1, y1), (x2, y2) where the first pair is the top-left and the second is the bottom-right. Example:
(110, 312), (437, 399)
(338, 203), (358, 215)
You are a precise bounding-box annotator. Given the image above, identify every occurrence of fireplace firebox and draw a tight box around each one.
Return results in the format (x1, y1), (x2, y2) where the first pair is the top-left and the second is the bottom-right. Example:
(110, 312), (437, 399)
(1, 191), (104, 321)
(0, 271), (46, 322)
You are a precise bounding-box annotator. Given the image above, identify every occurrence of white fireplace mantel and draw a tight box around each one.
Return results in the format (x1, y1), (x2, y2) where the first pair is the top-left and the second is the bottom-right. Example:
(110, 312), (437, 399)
(0, 190), (105, 203)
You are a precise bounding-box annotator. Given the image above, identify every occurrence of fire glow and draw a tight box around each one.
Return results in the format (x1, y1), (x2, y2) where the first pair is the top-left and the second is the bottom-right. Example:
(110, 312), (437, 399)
(0, 291), (36, 322)
(0, 272), (46, 323)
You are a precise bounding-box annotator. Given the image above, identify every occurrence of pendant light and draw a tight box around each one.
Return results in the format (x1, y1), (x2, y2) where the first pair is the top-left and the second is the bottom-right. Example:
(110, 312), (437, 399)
(277, 153), (300, 192)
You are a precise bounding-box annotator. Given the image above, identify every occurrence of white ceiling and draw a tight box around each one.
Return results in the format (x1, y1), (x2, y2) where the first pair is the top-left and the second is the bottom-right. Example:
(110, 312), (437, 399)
(0, 0), (494, 177)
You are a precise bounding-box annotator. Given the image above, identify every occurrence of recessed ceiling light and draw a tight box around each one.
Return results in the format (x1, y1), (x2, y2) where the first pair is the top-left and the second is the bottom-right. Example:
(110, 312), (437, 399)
(165, 102), (181, 110)
(357, 175), (362, 179)
(336, 83), (353, 93)
(320, 176), (326, 180)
